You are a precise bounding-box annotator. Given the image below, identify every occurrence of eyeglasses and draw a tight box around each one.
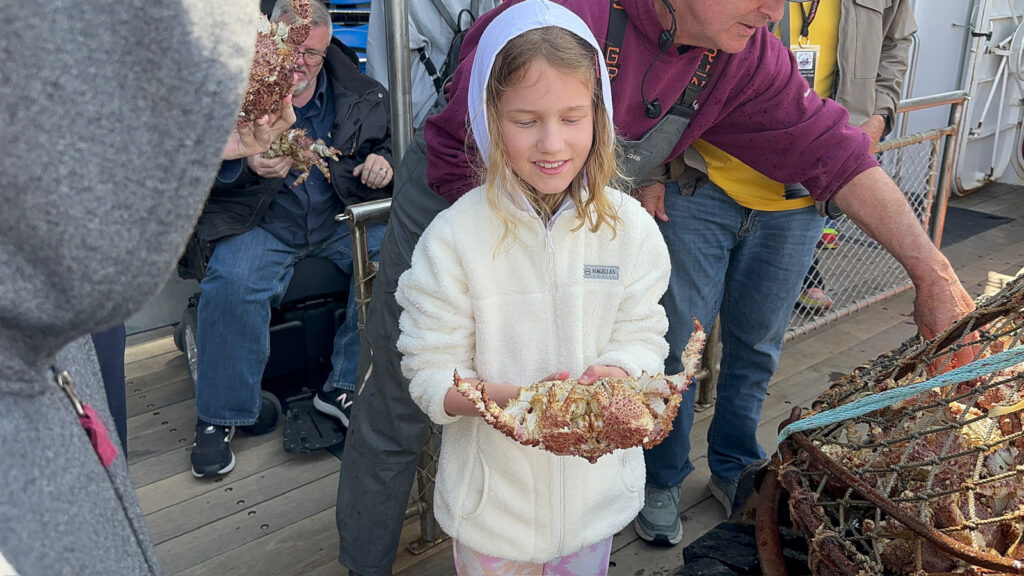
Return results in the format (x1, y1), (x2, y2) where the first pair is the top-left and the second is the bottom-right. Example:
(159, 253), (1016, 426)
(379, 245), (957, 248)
(296, 49), (325, 65)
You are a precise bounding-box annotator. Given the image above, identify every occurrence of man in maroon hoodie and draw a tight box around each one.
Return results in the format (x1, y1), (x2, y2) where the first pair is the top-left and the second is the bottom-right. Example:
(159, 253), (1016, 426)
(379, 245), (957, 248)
(334, 1), (973, 573)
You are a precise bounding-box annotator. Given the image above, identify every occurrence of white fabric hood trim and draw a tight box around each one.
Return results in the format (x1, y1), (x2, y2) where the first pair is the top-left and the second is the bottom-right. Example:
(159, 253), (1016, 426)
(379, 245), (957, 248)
(467, 0), (615, 168)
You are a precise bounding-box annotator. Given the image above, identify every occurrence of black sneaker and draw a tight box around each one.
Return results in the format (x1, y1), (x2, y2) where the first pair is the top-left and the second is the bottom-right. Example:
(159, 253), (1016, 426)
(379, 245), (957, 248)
(190, 420), (235, 478)
(313, 389), (354, 428)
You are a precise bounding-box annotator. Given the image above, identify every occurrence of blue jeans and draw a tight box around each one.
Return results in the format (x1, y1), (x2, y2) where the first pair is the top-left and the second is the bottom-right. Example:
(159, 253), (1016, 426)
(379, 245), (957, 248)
(645, 179), (822, 486)
(91, 323), (127, 453)
(195, 223), (386, 426)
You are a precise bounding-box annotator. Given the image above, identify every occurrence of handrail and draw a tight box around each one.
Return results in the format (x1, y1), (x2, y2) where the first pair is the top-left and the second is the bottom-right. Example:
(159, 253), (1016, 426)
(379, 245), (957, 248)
(894, 90), (968, 114)
(335, 198), (392, 329)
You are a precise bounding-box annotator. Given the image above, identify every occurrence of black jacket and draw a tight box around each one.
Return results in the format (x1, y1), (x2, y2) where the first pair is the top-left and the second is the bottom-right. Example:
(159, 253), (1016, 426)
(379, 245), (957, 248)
(195, 37), (392, 245)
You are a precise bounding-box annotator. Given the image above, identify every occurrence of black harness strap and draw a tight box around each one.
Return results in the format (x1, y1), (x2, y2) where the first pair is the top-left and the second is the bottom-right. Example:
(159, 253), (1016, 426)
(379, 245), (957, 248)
(416, 48), (444, 93)
(670, 47), (717, 117)
(604, 0), (627, 81)
(603, 0), (716, 119)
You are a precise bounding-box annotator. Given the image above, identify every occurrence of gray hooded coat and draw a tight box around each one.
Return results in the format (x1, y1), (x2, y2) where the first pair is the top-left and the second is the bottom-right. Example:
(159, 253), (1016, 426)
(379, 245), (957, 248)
(0, 1), (257, 574)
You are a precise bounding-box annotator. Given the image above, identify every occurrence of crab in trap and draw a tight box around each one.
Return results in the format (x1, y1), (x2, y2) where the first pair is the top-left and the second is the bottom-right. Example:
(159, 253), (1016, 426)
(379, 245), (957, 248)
(453, 319), (706, 463)
(768, 276), (1024, 576)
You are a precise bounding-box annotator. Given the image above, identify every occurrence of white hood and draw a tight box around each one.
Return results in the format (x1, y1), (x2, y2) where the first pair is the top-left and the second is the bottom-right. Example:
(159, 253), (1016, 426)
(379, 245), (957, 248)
(467, 0), (614, 168)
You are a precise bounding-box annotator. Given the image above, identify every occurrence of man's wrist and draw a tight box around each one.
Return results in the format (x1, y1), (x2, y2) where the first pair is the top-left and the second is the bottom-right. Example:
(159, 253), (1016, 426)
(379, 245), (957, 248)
(878, 113), (892, 137)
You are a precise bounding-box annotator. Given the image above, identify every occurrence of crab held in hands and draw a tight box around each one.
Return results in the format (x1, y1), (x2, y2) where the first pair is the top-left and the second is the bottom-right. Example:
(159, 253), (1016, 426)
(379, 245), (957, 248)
(265, 128), (341, 187)
(455, 319), (706, 463)
(239, 0), (312, 123)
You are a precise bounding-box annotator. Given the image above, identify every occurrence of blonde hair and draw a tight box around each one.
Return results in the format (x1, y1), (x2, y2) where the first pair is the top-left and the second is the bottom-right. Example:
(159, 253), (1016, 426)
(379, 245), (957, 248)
(482, 26), (623, 253)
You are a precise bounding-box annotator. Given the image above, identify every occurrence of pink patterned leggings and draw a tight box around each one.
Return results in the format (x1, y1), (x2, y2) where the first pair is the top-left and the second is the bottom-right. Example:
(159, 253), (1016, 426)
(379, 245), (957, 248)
(452, 536), (613, 576)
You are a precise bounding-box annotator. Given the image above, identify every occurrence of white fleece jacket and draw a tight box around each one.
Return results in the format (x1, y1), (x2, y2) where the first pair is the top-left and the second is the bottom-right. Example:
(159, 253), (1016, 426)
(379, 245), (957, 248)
(395, 186), (671, 562)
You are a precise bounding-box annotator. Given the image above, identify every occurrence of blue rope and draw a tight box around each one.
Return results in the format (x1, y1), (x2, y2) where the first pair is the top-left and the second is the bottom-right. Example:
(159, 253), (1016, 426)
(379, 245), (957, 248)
(777, 345), (1024, 449)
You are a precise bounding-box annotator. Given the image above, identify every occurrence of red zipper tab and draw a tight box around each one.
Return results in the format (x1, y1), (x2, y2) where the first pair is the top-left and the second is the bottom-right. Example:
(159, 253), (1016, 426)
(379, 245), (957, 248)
(57, 370), (118, 467)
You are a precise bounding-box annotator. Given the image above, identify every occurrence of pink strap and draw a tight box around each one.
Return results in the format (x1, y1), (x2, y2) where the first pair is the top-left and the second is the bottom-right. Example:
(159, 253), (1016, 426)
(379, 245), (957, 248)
(79, 403), (118, 467)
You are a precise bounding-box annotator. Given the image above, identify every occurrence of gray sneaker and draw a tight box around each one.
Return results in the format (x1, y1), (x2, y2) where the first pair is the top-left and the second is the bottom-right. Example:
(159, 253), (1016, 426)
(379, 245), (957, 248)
(707, 474), (738, 517)
(633, 483), (683, 546)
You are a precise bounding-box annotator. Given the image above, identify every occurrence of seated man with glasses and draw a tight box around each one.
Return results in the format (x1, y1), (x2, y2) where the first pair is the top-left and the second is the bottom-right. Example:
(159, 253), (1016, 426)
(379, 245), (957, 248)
(188, 0), (393, 478)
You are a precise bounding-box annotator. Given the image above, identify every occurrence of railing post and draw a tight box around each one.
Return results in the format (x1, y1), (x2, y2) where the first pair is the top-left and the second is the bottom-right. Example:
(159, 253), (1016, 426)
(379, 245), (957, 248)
(930, 97), (967, 247)
(383, 0), (413, 167)
(335, 198), (391, 329)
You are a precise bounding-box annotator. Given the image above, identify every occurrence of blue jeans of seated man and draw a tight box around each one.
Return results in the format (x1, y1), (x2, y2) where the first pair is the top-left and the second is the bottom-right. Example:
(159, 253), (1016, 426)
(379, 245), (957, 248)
(195, 222), (386, 426)
(645, 179), (822, 487)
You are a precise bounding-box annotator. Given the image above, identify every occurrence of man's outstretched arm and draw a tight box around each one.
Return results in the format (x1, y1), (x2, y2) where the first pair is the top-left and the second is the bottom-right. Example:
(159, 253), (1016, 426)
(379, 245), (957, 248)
(832, 166), (974, 339)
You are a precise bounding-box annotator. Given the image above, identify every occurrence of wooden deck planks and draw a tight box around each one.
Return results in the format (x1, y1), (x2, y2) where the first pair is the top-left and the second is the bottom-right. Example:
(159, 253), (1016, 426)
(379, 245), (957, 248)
(159, 474), (339, 574)
(124, 186), (1024, 576)
(136, 430), (299, 514)
(130, 428), (282, 489)
(146, 451), (338, 545)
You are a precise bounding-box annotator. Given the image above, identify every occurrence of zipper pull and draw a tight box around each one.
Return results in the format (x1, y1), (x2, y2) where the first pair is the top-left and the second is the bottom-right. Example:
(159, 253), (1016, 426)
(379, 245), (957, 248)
(545, 229), (555, 253)
(56, 370), (118, 467)
(57, 370), (85, 416)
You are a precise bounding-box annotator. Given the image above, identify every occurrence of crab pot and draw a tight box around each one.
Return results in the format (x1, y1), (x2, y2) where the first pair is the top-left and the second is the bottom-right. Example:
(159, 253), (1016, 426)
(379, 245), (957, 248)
(763, 276), (1024, 575)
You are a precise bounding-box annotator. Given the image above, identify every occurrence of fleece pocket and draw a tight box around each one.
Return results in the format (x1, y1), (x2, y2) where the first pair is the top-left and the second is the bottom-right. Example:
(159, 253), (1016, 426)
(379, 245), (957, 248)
(462, 449), (490, 521)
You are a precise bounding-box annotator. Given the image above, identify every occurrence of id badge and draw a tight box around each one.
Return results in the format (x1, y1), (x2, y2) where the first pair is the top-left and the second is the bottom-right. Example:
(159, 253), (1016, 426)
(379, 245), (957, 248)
(791, 45), (820, 89)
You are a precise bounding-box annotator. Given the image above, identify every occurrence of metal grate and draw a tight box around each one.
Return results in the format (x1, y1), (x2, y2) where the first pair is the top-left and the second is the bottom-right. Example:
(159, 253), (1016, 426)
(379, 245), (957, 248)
(786, 138), (939, 340)
(784, 93), (966, 341)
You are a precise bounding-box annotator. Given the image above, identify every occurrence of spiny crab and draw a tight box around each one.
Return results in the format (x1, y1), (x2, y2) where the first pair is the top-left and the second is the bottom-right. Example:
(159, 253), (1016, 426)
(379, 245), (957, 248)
(454, 319), (706, 463)
(240, 0), (311, 123)
(265, 128), (341, 186)
(241, 0), (343, 187)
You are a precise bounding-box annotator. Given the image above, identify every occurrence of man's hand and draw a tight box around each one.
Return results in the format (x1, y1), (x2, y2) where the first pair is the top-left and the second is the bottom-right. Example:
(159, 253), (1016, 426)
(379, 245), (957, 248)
(222, 96), (295, 160)
(858, 114), (886, 153)
(637, 181), (668, 222)
(266, 95), (296, 140)
(577, 365), (629, 386)
(913, 274), (975, 341)
(353, 153), (393, 189)
(246, 152), (293, 179)
(832, 166), (975, 344)
(915, 272), (977, 376)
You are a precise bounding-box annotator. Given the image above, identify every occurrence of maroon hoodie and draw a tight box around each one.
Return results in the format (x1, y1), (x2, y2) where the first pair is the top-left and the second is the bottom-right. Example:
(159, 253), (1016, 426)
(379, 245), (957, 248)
(425, 0), (877, 205)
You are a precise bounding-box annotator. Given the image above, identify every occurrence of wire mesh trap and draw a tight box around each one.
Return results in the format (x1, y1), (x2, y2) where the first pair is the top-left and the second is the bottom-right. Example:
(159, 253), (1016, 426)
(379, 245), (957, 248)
(772, 276), (1024, 575)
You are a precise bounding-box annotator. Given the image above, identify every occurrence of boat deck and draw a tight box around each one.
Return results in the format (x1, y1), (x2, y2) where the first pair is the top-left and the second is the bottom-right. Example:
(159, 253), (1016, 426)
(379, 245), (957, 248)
(125, 183), (1024, 575)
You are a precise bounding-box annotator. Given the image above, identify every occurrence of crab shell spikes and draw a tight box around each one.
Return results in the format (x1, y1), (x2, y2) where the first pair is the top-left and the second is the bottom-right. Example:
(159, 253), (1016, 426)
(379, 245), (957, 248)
(453, 318), (706, 463)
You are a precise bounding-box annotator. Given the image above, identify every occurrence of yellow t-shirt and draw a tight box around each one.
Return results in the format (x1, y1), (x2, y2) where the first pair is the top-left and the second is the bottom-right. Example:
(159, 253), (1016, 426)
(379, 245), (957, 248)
(690, 1), (840, 211)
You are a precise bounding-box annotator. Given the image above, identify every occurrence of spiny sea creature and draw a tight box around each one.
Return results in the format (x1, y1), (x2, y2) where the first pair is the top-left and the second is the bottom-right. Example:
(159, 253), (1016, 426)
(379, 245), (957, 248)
(455, 319), (706, 463)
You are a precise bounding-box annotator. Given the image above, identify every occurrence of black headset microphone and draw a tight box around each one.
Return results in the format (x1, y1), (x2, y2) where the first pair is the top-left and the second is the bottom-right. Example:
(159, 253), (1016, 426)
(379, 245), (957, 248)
(641, 0), (677, 119)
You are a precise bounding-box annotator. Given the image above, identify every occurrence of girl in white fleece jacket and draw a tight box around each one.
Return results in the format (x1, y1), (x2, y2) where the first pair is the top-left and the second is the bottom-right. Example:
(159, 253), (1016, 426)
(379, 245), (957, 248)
(395, 1), (671, 573)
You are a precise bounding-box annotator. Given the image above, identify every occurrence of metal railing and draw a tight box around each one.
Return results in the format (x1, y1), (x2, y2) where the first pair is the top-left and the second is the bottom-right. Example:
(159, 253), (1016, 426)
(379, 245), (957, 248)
(336, 198), (391, 330)
(696, 91), (969, 408)
(337, 199), (445, 553)
(785, 90), (968, 340)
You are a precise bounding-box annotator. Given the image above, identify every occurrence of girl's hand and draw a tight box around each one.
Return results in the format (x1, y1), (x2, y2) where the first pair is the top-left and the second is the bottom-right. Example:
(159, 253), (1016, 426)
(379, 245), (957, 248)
(443, 378), (521, 417)
(540, 370), (570, 382)
(578, 365), (628, 386)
